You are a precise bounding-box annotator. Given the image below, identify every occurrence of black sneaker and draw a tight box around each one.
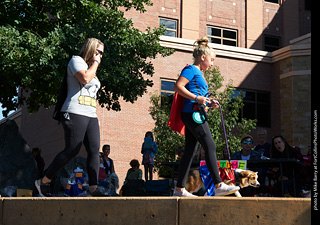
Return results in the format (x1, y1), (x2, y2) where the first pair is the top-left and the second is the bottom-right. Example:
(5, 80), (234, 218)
(35, 179), (51, 197)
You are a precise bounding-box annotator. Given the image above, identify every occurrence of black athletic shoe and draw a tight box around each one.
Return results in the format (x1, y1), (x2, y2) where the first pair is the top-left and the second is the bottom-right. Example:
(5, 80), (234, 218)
(35, 179), (52, 197)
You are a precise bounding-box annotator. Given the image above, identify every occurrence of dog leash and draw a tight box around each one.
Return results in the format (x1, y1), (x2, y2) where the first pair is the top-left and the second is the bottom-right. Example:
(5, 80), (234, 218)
(216, 102), (231, 161)
(198, 95), (231, 160)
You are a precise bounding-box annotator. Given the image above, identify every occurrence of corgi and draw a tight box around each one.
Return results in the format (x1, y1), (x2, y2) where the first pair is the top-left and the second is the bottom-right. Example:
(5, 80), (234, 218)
(185, 168), (260, 197)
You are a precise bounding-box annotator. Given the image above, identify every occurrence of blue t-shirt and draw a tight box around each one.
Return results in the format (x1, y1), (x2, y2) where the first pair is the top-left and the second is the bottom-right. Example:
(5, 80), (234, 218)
(180, 65), (208, 113)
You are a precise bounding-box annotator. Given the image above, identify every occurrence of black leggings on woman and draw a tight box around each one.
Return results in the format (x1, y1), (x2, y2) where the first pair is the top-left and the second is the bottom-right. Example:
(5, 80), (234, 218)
(177, 112), (222, 188)
(45, 113), (100, 186)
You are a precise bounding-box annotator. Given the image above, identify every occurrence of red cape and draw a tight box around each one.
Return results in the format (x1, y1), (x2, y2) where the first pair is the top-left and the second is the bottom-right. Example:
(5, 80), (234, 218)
(167, 92), (185, 135)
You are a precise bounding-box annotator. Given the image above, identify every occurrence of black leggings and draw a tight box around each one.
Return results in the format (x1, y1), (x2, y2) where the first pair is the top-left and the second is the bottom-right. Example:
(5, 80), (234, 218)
(45, 113), (100, 186)
(177, 112), (222, 188)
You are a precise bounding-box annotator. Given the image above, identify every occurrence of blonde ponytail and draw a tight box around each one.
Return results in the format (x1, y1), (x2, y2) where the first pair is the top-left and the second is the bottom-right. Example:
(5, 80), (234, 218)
(193, 37), (213, 60)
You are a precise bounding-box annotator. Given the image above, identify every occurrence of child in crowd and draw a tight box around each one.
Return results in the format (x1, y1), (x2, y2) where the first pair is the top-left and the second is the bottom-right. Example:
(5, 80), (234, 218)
(124, 159), (143, 184)
(141, 131), (158, 181)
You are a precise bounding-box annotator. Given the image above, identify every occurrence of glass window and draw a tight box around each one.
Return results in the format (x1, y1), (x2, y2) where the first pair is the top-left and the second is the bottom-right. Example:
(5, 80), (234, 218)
(223, 30), (237, 39)
(160, 79), (175, 108)
(265, 0), (279, 4)
(235, 89), (271, 127)
(207, 26), (237, 47)
(160, 18), (178, 37)
(207, 27), (221, 37)
(223, 40), (237, 46)
(161, 80), (175, 93)
(264, 35), (281, 52)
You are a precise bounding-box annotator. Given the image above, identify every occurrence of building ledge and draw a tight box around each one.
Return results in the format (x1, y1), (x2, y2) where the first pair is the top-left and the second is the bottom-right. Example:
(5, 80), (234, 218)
(160, 36), (272, 63)
(160, 34), (311, 64)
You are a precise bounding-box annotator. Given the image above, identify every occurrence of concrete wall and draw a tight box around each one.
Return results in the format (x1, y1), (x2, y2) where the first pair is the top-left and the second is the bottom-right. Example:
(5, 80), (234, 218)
(0, 197), (311, 225)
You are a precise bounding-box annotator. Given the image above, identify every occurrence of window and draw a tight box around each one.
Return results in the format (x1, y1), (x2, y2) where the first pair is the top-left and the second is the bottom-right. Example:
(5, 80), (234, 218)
(264, 35), (281, 52)
(159, 18), (178, 37)
(207, 26), (237, 47)
(160, 79), (175, 107)
(161, 79), (175, 96)
(233, 90), (271, 127)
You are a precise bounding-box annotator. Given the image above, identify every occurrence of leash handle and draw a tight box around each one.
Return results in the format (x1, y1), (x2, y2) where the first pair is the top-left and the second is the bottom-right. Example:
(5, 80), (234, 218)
(216, 102), (231, 161)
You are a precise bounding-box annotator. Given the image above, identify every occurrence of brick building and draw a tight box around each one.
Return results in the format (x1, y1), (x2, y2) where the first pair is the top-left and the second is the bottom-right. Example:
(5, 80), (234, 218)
(1, 0), (311, 186)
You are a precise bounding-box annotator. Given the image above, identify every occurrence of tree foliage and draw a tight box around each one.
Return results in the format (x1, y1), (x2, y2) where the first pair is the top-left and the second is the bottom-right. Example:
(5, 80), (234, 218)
(149, 66), (256, 176)
(0, 0), (173, 116)
(204, 66), (257, 158)
(149, 94), (185, 176)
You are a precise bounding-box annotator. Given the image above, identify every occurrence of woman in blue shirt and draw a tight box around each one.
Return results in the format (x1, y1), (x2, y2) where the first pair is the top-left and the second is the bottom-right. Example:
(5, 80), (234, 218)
(173, 37), (240, 197)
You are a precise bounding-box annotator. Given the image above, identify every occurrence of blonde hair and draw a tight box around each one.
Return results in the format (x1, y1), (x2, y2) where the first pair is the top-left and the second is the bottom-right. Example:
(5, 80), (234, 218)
(79, 38), (104, 65)
(193, 37), (214, 60)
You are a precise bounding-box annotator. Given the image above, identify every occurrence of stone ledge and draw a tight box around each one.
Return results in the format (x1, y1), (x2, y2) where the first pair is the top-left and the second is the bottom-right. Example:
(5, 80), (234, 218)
(0, 197), (311, 225)
(179, 197), (311, 225)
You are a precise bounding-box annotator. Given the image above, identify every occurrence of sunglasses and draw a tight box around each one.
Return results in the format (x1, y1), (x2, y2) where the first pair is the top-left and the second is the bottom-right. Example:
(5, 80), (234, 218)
(242, 140), (253, 144)
(96, 49), (104, 56)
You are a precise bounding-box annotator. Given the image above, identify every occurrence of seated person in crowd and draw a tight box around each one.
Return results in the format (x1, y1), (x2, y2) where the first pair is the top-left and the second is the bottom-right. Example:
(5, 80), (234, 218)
(124, 159), (143, 184)
(254, 128), (271, 158)
(253, 129), (270, 193)
(270, 135), (310, 197)
(120, 159), (144, 196)
(98, 144), (119, 194)
(102, 144), (115, 176)
(231, 134), (261, 160)
(231, 134), (261, 196)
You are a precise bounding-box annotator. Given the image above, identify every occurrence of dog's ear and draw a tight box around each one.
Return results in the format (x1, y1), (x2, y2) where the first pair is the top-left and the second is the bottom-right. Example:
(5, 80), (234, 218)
(240, 171), (251, 177)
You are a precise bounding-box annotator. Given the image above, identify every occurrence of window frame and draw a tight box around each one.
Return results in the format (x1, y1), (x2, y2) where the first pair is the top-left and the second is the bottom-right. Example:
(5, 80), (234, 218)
(160, 78), (176, 108)
(159, 17), (178, 37)
(160, 78), (175, 96)
(207, 25), (238, 47)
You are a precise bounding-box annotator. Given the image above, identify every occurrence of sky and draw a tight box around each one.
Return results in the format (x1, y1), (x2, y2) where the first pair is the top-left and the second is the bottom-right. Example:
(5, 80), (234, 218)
(0, 104), (4, 120)
(0, 104), (14, 120)
(0, 88), (19, 120)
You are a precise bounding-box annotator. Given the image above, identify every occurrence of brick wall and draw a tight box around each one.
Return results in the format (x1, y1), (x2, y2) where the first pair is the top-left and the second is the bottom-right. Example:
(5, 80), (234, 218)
(200, 0), (246, 47)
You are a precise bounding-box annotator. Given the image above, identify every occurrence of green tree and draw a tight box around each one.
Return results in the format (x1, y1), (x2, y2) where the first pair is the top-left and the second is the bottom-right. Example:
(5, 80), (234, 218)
(0, 0), (173, 116)
(149, 94), (185, 177)
(149, 65), (256, 176)
(204, 66), (257, 159)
